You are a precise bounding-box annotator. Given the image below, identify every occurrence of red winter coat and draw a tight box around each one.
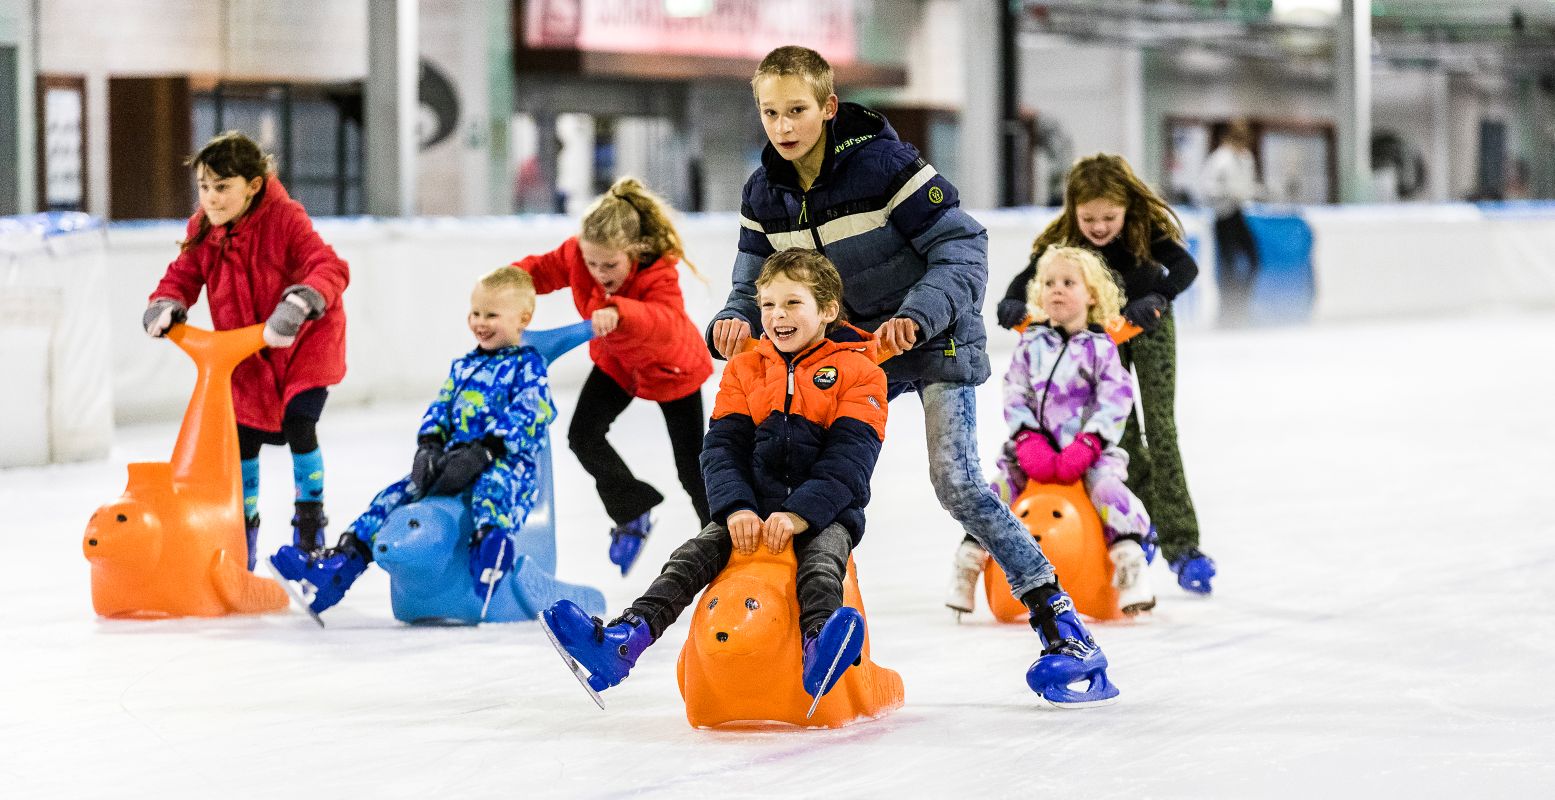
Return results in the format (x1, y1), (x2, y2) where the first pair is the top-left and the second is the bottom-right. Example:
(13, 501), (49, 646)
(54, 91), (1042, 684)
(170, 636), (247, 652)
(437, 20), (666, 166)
(149, 176), (349, 432)
(512, 237), (712, 402)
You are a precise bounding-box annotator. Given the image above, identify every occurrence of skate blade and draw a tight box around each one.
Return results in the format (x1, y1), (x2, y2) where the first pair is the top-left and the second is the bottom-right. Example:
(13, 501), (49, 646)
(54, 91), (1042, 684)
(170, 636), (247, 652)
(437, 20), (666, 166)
(540, 614), (606, 710)
(478, 539), (506, 622)
(1119, 595), (1157, 616)
(264, 558), (326, 629)
(1036, 675), (1121, 709)
(1038, 692), (1121, 710)
(805, 618), (857, 719)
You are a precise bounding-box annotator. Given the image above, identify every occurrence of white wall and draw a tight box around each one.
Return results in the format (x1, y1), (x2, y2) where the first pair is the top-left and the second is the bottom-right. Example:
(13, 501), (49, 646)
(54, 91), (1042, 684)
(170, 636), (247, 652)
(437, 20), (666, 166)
(103, 206), (1227, 424)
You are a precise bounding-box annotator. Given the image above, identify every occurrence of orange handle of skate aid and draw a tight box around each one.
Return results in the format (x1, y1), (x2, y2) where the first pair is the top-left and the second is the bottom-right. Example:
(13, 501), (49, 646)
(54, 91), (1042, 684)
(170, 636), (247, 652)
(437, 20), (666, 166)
(1014, 315), (1141, 346)
(675, 543), (904, 729)
(984, 479), (1122, 623)
(83, 323), (289, 618)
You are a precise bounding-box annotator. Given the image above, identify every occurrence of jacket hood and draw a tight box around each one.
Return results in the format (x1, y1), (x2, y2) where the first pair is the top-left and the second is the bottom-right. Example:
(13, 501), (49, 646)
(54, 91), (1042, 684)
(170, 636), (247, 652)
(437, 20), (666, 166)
(760, 102), (898, 191)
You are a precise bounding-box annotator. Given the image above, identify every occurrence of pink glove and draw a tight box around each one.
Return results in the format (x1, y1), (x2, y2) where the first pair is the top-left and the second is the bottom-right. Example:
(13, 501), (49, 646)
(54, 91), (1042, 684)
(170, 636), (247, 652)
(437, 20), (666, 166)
(1054, 433), (1103, 484)
(1015, 430), (1058, 484)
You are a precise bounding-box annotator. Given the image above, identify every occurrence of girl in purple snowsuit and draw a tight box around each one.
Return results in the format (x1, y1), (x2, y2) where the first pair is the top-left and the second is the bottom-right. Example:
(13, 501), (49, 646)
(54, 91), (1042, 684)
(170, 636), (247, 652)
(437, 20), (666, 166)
(949, 246), (1155, 616)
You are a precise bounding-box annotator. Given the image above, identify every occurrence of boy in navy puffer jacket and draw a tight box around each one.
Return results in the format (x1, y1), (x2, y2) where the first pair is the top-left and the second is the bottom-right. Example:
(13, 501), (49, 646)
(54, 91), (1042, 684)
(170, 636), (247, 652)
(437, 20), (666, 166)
(706, 46), (1118, 707)
(545, 249), (887, 703)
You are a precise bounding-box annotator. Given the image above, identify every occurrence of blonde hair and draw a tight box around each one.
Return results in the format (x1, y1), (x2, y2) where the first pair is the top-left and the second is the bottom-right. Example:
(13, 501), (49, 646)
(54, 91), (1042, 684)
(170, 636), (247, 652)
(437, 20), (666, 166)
(1025, 246), (1123, 326)
(1032, 153), (1184, 267)
(756, 248), (846, 331)
(580, 176), (703, 280)
(480, 267), (536, 314)
(751, 45), (835, 107)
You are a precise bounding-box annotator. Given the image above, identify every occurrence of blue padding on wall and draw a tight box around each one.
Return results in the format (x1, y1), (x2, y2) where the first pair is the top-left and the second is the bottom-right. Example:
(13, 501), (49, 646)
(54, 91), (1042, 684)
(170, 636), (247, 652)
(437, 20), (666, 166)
(1245, 211), (1315, 324)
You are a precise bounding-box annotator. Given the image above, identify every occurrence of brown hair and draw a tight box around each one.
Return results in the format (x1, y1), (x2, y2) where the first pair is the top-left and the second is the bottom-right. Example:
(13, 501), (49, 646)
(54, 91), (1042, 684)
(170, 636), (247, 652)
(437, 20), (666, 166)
(480, 267), (537, 315)
(1032, 153), (1184, 267)
(580, 176), (703, 280)
(751, 45), (835, 106)
(180, 131), (276, 252)
(756, 248), (846, 331)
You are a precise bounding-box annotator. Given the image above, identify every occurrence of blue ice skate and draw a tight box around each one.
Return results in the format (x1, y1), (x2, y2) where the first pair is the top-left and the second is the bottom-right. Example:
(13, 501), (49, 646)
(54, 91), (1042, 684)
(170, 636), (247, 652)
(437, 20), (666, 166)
(244, 514), (261, 572)
(802, 606), (865, 699)
(607, 512), (653, 576)
(268, 532), (369, 620)
(305, 534), (372, 613)
(1169, 546), (1216, 595)
(541, 600), (653, 693)
(1026, 590), (1120, 708)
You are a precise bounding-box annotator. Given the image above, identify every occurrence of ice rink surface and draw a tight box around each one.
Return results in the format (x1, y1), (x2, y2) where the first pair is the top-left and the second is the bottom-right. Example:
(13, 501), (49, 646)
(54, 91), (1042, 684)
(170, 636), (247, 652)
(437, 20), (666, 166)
(4, 313), (1554, 799)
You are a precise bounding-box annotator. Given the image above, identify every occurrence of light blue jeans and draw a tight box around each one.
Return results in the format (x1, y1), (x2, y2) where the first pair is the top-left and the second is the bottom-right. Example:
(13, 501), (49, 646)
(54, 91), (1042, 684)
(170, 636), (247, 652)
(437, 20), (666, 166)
(912, 381), (1057, 599)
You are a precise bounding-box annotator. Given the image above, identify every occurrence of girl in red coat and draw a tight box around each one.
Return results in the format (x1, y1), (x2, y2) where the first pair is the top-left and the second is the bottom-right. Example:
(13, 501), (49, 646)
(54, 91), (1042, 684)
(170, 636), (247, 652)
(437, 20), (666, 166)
(510, 177), (713, 575)
(142, 131), (349, 572)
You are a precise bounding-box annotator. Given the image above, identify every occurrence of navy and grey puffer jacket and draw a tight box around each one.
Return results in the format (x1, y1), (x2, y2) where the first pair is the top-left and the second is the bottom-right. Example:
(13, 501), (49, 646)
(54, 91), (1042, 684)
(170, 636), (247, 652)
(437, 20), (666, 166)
(710, 102), (992, 388)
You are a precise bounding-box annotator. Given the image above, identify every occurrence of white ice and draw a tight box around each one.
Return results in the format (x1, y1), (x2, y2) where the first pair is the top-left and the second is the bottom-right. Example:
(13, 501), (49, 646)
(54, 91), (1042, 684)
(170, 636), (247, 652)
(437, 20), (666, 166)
(4, 313), (1554, 799)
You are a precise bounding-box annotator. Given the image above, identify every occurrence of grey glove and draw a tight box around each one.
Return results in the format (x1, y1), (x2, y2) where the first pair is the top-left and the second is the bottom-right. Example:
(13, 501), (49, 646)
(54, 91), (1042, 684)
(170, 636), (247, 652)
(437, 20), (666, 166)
(143, 299), (187, 337)
(995, 298), (1028, 330)
(263, 285), (326, 348)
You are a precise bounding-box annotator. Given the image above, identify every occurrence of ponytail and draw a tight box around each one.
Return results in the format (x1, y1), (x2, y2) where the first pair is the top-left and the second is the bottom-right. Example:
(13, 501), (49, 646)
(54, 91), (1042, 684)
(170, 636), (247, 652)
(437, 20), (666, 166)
(580, 177), (705, 281)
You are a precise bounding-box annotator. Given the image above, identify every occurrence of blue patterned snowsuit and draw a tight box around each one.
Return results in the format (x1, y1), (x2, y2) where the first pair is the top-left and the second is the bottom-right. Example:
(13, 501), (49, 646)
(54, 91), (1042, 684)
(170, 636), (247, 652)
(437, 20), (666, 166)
(344, 344), (555, 546)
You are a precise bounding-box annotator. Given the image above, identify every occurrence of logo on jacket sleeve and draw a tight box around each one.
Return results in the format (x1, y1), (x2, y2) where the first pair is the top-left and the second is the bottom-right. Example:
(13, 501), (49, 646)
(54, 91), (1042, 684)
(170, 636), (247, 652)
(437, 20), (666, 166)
(812, 366), (838, 389)
(928, 186), (944, 204)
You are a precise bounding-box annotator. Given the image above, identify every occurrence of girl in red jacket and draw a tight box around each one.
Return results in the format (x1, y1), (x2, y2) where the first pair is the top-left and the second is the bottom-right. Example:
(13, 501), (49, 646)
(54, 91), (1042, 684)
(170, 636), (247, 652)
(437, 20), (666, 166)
(510, 177), (713, 575)
(142, 131), (349, 572)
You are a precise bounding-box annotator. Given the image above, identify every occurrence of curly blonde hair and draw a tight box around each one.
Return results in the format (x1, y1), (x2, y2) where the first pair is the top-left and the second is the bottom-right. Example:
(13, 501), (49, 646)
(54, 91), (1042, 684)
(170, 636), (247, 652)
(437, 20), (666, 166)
(1025, 246), (1123, 326)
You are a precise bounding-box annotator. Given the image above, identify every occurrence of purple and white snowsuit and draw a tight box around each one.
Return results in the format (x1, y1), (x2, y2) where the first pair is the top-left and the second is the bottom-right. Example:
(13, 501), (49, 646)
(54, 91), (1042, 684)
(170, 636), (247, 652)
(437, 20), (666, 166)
(994, 323), (1151, 545)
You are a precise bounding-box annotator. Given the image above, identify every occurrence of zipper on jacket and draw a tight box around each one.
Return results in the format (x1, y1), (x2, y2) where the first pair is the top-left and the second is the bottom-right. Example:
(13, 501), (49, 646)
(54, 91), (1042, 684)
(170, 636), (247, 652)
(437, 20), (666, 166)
(800, 193), (825, 253)
(1035, 331), (1072, 445)
(779, 341), (825, 493)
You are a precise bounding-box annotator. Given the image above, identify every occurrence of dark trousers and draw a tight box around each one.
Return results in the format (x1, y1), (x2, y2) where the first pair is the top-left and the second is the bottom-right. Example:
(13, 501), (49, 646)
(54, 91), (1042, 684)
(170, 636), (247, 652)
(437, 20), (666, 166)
(567, 367), (711, 527)
(626, 522), (853, 640)
(1214, 210), (1260, 326)
(1117, 314), (1202, 562)
(237, 387), (329, 459)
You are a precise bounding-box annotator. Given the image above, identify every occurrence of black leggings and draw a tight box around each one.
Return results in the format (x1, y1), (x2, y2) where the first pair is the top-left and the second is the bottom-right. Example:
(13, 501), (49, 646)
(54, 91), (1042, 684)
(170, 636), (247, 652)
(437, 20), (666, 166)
(237, 388), (329, 459)
(1214, 210), (1260, 324)
(626, 522), (853, 640)
(567, 367), (710, 527)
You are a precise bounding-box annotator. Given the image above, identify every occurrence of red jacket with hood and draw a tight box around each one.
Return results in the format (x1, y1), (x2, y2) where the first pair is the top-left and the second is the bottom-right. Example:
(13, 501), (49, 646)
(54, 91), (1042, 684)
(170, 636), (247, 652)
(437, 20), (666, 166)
(149, 175), (349, 432)
(512, 237), (712, 402)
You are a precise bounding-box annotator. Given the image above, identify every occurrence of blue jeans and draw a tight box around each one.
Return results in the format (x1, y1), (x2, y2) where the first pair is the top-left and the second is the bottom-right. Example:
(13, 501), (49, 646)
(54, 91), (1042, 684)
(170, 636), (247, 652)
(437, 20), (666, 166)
(905, 381), (1057, 598)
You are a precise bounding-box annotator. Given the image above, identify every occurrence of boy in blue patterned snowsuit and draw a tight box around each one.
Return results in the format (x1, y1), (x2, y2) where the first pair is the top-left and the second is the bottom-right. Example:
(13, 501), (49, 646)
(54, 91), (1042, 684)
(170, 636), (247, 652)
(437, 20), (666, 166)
(270, 268), (555, 616)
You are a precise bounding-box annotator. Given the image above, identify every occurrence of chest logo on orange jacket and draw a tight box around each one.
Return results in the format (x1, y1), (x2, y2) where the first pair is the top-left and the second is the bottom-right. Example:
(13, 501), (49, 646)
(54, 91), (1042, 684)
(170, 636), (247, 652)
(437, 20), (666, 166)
(812, 366), (838, 389)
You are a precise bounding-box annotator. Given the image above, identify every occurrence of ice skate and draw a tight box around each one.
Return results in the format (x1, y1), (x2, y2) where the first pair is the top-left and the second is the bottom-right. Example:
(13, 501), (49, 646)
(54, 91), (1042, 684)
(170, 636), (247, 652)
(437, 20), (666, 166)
(1110, 538), (1156, 616)
(542, 600), (653, 694)
(945, 539), (987, 618)
(243, 513), (261, 572)
(607, 512), (653, 576)
(1169, 546), (1216, 595)
(1025, 586), (1119, 708)
(801, 606), (865, 703)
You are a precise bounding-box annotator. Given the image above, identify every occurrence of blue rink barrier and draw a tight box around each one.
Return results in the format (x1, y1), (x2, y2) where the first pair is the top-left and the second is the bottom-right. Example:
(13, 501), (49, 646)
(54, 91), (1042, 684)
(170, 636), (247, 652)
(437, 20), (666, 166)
(370, 320), (607, 625)
(1246, 209), (1315, 325)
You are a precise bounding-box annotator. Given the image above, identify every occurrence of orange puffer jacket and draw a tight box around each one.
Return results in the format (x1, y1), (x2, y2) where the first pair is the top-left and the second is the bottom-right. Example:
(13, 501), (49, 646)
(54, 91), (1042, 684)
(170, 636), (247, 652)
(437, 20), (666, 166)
(702, 324), (888, 544)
